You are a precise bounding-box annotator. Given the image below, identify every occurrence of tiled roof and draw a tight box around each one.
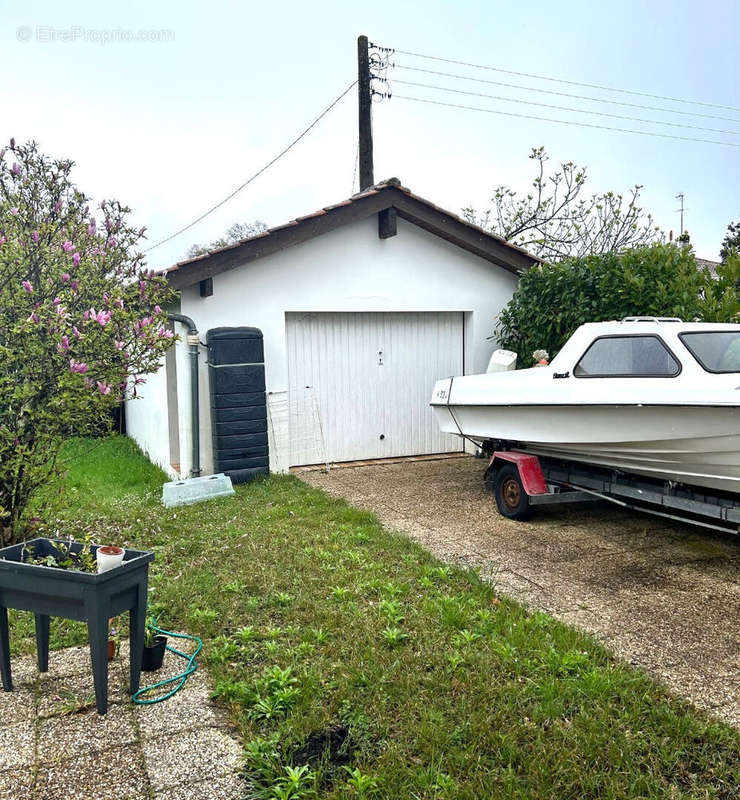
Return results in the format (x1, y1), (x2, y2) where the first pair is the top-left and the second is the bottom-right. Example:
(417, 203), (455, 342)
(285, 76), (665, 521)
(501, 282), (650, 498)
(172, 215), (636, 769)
(163, 178), (541, 289)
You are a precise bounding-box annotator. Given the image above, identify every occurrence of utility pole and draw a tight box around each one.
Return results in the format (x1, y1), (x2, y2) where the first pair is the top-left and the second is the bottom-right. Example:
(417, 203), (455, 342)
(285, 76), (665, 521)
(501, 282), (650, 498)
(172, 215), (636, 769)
(675, 192), (686, 236)
(357, 35), (374, 191)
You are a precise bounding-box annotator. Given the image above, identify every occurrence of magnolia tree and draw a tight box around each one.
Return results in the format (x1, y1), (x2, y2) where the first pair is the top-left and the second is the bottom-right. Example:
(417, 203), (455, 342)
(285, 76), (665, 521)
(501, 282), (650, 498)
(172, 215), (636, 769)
(0, 140), (176, 545)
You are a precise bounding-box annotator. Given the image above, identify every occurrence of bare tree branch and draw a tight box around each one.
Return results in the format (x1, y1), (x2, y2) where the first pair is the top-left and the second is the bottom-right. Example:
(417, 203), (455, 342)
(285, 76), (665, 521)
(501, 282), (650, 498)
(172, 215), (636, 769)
(463, 148), (663, 261)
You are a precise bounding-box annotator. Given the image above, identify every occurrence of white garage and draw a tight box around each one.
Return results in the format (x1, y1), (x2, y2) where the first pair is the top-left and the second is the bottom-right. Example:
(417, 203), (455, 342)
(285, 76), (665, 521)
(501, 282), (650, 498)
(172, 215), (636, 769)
(125, 179), (539, 479)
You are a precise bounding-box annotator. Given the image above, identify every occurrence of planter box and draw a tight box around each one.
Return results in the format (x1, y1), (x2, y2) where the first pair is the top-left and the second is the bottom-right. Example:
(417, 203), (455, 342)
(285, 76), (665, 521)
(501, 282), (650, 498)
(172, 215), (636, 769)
(0, 538), (153, 714)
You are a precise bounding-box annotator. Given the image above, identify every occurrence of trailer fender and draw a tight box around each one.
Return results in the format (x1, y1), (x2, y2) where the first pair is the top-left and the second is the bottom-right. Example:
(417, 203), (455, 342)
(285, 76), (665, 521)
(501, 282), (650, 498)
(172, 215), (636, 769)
(486, 451), (548, 496)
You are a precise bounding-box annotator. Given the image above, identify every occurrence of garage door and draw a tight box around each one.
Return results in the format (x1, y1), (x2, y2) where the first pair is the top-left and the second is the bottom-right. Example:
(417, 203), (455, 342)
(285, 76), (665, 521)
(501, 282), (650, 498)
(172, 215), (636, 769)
(286, 312), (464, 466)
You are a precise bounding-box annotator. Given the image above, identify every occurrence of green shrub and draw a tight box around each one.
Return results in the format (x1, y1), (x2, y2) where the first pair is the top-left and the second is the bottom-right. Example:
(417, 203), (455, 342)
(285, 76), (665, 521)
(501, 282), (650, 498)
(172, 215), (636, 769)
(497, 243), (740, 365)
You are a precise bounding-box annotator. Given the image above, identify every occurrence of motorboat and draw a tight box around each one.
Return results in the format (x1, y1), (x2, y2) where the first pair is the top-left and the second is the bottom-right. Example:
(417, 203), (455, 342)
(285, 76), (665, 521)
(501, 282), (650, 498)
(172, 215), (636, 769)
(431, 318), (740, 495)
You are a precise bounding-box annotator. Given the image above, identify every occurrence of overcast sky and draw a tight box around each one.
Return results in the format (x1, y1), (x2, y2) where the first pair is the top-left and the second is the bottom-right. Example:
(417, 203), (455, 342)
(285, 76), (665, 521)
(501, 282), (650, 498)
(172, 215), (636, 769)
(2, 0), (738, 267)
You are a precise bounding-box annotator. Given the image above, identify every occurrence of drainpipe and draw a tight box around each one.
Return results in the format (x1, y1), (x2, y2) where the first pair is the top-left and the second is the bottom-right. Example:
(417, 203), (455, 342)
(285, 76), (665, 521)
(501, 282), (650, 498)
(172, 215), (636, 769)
(167, 313), (201, 477)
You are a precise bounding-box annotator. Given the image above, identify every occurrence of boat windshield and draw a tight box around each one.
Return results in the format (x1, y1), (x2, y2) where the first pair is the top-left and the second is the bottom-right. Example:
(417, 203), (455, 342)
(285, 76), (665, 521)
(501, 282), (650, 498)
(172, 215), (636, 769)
(680, 331), (740, 373)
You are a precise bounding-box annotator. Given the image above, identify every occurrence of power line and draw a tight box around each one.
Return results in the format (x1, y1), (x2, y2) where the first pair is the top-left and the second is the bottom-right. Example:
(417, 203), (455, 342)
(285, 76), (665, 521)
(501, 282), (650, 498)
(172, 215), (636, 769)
(391, 47), (740, 113)
(393, 79), (740, 136)
(146, 80), (358, 254)
(394, 64), (740, 123)
(393, 94), (740, 148)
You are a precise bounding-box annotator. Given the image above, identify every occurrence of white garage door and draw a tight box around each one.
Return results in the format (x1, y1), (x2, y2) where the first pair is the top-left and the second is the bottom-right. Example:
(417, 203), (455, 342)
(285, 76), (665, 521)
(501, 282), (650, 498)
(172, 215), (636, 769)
(286, 312), (464, 466)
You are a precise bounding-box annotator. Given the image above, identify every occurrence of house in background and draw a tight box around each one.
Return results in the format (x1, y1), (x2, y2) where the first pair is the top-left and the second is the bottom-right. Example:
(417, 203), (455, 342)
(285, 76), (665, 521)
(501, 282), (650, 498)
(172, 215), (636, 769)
(696, 257), (721, 279)
(125, 179), (540, 479)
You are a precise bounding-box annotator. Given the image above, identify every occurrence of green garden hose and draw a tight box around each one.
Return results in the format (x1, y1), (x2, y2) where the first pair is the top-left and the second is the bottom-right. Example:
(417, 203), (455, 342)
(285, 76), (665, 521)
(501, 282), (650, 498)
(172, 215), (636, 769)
(132, 624), (203, 705)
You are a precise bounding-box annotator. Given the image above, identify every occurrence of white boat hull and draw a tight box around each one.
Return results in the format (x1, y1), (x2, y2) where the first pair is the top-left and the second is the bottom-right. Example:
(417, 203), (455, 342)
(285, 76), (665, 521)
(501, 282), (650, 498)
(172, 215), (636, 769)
(433, 403), (740, 494)
(432, 320), (740, 496)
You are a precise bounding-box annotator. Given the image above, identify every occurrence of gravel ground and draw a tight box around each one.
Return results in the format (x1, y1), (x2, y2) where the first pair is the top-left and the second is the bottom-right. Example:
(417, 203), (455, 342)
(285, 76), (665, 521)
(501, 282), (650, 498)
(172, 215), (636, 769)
(300, 455), (740, 727)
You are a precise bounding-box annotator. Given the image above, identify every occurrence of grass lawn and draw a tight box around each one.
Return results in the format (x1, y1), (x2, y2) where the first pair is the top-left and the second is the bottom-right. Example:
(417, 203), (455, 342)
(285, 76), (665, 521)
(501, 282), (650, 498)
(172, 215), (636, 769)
(8, 436), (739, 799)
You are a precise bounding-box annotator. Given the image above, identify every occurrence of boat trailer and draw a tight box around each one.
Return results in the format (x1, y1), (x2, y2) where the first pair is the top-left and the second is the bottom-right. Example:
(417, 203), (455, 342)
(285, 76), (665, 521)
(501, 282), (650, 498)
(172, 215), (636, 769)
(485, 450), (740, 535)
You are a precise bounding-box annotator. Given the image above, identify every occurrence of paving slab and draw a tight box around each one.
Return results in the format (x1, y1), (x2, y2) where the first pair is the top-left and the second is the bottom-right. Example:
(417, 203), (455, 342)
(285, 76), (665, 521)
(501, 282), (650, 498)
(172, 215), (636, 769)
(141, 727), (243, 792)
(0, 766), (35, 800)
(37, 704), (137, 763)
(0, 648), (245, 800)
(34, 745), (149, 800)
(302, 455), (740, 726)
(0, 685), (36, 725)
(0, 720), (35, 770)
(153, 771), (245, 800)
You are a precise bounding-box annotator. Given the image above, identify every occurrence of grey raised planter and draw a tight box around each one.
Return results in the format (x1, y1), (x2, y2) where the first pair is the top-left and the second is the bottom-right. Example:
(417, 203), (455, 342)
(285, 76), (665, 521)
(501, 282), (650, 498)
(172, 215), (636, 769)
(0, 537), (153, 714)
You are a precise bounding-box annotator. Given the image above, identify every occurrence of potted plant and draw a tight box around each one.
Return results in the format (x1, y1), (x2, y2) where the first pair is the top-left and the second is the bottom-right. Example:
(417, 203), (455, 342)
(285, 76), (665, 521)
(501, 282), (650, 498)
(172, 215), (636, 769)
(97, 545), (125, 573)
(141, 617), (168, 672)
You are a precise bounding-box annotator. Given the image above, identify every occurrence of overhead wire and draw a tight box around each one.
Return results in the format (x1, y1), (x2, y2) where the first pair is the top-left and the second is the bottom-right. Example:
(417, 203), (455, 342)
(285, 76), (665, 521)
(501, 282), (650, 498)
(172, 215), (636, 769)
(393, 94), (740, 148)
(393, 78), (740, 136)
(393, 64), (740, 124)
(145, 80), (358, 254)
(391, 47), (740, 113)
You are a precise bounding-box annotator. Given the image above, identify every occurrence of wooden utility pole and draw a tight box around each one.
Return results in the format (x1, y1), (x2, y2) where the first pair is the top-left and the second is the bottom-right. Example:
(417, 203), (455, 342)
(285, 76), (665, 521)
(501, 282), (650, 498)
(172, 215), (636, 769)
(357, 35), (374, 191)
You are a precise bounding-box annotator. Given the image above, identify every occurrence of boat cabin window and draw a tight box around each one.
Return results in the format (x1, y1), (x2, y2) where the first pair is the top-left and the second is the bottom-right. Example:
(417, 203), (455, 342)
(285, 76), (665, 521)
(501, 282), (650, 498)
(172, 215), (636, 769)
(574, 335), (680, 377)
(679, 331), (740, 373)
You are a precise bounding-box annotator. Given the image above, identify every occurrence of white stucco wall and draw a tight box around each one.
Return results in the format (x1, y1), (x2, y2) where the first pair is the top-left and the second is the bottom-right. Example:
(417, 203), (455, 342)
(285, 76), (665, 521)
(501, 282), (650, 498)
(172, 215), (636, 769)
(124, 353), (176, 478)
(128, 215), (520, 476)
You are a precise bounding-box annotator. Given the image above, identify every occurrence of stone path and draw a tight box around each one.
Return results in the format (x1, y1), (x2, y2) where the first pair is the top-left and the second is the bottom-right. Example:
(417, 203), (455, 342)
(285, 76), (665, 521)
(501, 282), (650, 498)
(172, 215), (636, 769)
(301, 455), (740, 727)
(0, 642), (244, 800)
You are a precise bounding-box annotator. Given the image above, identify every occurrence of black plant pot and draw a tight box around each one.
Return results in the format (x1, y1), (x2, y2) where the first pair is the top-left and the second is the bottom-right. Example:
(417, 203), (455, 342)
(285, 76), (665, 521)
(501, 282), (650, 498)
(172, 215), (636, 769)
(141, 636), (167, 672)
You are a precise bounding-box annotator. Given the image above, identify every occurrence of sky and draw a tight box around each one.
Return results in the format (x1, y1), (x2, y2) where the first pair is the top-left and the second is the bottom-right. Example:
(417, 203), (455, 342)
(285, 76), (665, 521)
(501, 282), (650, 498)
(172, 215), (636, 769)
(2, 0), (738, 268)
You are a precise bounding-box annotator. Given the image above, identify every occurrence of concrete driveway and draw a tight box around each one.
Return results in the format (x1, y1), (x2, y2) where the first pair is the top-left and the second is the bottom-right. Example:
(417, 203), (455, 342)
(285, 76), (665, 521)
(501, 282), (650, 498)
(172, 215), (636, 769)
(299, 454), (740, 727)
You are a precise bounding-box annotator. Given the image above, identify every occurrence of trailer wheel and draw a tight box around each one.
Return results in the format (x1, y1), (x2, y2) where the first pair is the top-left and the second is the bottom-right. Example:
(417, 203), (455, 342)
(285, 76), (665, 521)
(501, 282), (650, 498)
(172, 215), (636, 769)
(493, 463), (532, 520)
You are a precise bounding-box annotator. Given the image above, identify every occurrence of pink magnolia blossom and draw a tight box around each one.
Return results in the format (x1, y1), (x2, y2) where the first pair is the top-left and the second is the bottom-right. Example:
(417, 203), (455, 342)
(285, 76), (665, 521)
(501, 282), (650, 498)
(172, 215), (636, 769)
(107, 236), (117, 248)
(11, 163), (20, 176)
(83, 376), (93, 388)
(57, 335), (70, 353)
(22, 280), (32, 293)
(31, 231), (39, 243)
(53, 200), (61, 214)
(72, 325), (82, 338)
(83, 310), (89, 321)
(26, 312), (39, 324)
(53, 296), (62, 305)
(72, 252), (81, 267)
(0, 235), (6, 244)
(70, 280), (79, 292)
(10, 207), (19, 216)
(61, 272), (70, 282)
(157, 327), (174, 339)
(115, 339), (124, 350)
(69, 359), (89, 374)
(62, 241), (75, 252)
(95, 309), (111, 326)
(154, 305), (162, 314)
(96, 381), (111, 395)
